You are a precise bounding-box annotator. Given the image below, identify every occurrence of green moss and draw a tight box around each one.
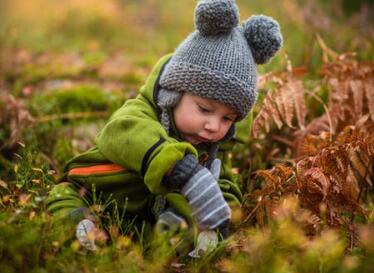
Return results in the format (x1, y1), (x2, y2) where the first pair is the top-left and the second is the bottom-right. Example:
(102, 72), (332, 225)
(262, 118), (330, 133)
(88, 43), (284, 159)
(82, 51), (106, 67)
(30, 85), (124, 115)
(19, 63), (83, 84)
(122, 70), (146, 86)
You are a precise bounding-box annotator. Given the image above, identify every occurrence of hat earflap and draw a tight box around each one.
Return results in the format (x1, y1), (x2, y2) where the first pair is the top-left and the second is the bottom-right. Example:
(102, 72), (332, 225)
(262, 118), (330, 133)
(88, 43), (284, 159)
(157, 88), (183, 132)
(195, 0), (239, 36)
(243, 15), (283, 64)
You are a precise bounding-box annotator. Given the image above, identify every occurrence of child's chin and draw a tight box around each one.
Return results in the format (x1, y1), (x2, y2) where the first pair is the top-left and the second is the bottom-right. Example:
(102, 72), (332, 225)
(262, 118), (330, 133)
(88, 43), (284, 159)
(183, 135), (202, 145)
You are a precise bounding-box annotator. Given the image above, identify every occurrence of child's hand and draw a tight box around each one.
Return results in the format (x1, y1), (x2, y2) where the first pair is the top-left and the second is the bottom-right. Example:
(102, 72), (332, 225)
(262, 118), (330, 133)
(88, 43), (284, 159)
(170, 154), (231, 230)
(155, 208), (188, 233)
(75, 219), (97, 251)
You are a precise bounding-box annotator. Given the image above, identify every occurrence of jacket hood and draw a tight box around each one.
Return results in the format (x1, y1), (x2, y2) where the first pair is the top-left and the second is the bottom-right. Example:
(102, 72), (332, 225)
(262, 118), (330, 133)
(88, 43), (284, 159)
(139, 53), (173, 110)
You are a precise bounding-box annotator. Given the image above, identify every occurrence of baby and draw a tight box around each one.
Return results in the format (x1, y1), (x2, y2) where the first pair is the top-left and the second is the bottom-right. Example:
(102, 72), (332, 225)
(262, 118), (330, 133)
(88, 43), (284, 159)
(46, 0), (283, 253)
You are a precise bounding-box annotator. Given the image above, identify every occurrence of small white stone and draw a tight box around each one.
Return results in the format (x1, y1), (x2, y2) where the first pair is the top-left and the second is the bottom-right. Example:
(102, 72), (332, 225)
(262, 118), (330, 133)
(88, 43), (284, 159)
(188, 230), (218, 258)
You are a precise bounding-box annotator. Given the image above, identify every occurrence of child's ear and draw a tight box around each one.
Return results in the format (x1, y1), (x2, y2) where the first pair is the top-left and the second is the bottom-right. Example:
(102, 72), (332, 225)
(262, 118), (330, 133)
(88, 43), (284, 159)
(242, 15), (283, 65)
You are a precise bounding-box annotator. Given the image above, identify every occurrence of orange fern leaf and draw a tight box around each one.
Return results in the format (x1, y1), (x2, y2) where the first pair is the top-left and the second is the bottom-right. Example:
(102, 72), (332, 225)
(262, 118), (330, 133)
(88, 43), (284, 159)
(303, 167), (330, 200)
(253, 72), (307, 137)
(364, 78), (374, 121)
(349, 80), (364, 117)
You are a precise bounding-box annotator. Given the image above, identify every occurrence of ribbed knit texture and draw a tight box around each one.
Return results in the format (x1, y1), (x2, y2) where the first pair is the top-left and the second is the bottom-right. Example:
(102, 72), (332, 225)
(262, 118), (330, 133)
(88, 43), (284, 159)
(159, 0), (283, 120)
(181, 166), (231, 230)
(157, 88), (183, 132)
(156, 208), (188, 232)
(160, 28), (256, 120)
(167, 154), (200, 189)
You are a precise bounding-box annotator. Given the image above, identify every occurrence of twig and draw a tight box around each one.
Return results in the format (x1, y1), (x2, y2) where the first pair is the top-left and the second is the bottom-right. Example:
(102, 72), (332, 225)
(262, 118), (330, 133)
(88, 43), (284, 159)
(304, 89), (334, 140)
(271, 134), (294, 147)
(315, 33), (338, 63)
(268, 157), (295, 164)
(241, 200), (263, 225)
(34, 111), (110, 124)
(39, 152), (61, 177)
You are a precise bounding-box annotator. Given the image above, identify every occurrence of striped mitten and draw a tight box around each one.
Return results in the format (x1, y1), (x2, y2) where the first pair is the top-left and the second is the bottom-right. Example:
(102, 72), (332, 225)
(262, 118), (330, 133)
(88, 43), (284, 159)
(156, 208), (188, 233)
(169, 154), (231, 230)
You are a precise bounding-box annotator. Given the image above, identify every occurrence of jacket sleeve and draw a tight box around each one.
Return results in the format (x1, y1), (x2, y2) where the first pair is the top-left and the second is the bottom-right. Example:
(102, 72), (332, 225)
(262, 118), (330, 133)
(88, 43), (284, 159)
(96, 94), (198, 195)
(45, 182), (95, 243)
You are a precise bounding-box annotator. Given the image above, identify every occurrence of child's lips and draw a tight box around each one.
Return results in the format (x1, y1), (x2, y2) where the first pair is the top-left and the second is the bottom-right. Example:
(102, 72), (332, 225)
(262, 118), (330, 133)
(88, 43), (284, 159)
(196, 135), (211, 142)
(192, 135), (212, 144)
(183, 134), (213, 144)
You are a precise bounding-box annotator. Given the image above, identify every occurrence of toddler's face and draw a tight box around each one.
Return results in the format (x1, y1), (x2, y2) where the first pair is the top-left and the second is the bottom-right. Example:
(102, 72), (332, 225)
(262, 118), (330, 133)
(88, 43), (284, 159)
(173, 93), (237, 145)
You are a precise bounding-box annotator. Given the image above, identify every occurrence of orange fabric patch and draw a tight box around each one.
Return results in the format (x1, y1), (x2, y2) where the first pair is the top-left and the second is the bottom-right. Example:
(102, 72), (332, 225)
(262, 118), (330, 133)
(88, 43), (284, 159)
(68, 164), (125, 176)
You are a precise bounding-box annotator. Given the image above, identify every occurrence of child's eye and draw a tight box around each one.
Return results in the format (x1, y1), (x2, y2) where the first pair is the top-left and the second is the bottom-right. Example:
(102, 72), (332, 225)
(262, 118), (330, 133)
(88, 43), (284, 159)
(198, 105), (211, 113)
(223, 116), (234, 122)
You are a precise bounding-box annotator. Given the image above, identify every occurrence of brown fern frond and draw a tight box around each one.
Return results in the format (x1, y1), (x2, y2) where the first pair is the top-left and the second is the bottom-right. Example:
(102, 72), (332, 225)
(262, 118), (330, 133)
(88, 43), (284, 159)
(253, 72), (307, 137)
(268, 91), (284, 129)
(294, 136), (368, 228)
(292, 80), (306, 129)
(316, 33), (339, 63)
(256, 169), (277, 184)
(327, 78), (350, 131)
(300, 132), (332, 157)
(364, 78), (374, 121)
(303, 167), (330, 200)
(349, 80), (364, 117)
(274, 84), (294, 128)
(292, 116), (331, 158)
(320, 53), (374, 131)
(255, 164), (295, 195)
(247, 45), (373, 239)
(252, 92), (283, 137)
(249, 164), (297, 225)
(313, 147), (349, 185)
(0, 93), (34, 151)
(274, 164), (294, 182)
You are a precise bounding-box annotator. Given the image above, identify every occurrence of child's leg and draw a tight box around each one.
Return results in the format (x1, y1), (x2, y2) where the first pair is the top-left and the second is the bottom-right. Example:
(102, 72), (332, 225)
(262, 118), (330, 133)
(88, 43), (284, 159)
(46, 182), (93, 243)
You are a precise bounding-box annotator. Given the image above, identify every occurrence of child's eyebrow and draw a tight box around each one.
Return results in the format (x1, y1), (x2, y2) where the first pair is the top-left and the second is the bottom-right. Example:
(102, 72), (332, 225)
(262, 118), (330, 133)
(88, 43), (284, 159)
(195, 98), (213, 107)
(225, 113), (238, 119)
(226, 113), (237, 117)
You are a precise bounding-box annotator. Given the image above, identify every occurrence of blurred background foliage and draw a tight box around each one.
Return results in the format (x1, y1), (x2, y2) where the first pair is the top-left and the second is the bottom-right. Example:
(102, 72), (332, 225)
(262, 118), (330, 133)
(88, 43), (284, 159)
(0, 0), (373, 66)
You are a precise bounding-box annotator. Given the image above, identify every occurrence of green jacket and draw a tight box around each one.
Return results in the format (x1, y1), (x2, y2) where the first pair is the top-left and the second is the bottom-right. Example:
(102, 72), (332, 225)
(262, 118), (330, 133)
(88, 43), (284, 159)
(46, 54), (245, 227)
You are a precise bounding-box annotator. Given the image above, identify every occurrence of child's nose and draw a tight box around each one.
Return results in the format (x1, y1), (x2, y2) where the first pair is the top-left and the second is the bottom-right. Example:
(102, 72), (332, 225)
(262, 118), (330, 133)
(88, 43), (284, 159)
(204, 117), (220, 132)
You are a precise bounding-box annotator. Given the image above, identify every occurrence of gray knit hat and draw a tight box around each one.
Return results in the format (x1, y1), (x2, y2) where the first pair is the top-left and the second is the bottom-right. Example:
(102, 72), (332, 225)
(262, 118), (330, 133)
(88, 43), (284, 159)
(158, 0), (283, 121)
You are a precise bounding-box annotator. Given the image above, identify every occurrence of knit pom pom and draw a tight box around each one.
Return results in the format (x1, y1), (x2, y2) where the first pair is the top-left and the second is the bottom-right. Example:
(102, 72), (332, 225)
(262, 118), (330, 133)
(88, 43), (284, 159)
(243, 15), (283, 64)
(195, 0), (239, 36)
